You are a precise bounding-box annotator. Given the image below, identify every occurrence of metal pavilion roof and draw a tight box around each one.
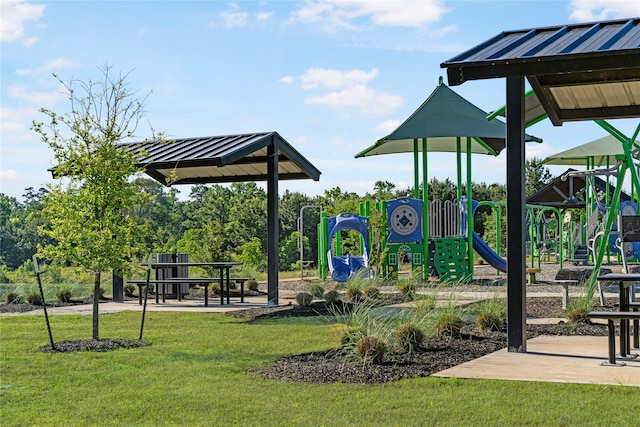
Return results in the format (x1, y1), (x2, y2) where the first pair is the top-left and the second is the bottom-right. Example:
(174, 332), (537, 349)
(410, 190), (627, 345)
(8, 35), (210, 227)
(124, 132), (321, 186)
(541, 134), (640, 166)
(355, 80), (541, 158)
(441, 17), (640, 125)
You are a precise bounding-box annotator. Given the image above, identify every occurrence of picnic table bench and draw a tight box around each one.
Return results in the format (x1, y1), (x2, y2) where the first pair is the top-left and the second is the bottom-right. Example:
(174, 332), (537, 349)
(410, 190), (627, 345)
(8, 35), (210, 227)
(587, 273), (640, 366)
(127, 277), (255, 306)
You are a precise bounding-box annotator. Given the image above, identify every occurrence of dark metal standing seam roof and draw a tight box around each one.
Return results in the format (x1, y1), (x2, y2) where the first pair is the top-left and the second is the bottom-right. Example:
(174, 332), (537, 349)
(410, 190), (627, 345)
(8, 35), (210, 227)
(441, 17), (640, 125)
(124, 131), (321, 186)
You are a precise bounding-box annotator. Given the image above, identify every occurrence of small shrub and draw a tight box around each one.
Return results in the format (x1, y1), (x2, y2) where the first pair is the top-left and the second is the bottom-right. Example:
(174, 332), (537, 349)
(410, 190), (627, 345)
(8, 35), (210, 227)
(5, 292), (21, 304)
(476, 312), (505, 331)
(396, 323), (425, 352)
(363, 286), (380, 299)
(340, 326), (364, 346)
(245, 280), (259, 292)
(27, 292), (43, 306)
(56, 289), (72, 303)
(124, 284), (136, 297)
(346, 286), (363, 302)
(567, 307), (588, 323)
(309, 284), (325, 299)
(355, 335), (386, 364)
(295, 292), (313, 307)
(434, 313), (464, 337)
(324, 289), (340, 304)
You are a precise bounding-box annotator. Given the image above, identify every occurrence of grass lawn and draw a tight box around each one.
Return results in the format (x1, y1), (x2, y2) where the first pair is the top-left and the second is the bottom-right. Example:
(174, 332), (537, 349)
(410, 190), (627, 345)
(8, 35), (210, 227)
(1, 311), (637, 426)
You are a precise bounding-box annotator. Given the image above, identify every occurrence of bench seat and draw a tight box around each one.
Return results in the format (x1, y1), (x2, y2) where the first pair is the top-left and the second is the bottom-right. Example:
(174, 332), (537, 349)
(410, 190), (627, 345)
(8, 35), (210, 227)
(586, 311), (640, 366)
(127, 277), (255, 306)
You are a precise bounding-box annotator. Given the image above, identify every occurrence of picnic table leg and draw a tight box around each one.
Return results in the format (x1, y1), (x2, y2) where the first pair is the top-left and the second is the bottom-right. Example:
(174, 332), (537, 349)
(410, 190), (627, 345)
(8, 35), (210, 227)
(240, 281), (244, 303)
(220, 268), (224, 305)
(226, 267), (230, 304)
(619, 283), (628, 357)
(204, 283), (209, 307)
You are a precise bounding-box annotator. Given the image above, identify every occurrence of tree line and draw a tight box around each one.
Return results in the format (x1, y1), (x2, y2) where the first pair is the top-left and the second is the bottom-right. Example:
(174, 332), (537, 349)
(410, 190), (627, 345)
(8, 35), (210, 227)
(0, 160), (552, 274)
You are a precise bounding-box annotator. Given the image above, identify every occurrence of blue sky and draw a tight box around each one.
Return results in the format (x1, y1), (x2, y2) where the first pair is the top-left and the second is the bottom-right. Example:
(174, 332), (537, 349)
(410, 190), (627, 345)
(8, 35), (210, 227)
(2, 0), (639, 202)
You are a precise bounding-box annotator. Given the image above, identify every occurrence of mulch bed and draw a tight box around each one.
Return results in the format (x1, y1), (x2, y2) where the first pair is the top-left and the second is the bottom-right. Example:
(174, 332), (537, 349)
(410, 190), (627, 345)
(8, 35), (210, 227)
(1, 294), (617, 384)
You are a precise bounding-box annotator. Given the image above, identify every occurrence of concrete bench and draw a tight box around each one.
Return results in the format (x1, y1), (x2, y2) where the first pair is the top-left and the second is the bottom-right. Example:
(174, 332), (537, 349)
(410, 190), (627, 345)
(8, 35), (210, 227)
(586, 311), (640, 366)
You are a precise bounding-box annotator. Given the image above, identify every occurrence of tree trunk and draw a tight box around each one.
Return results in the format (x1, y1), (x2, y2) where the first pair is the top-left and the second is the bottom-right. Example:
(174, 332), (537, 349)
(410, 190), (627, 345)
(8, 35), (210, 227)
(93, 272), (100, 340)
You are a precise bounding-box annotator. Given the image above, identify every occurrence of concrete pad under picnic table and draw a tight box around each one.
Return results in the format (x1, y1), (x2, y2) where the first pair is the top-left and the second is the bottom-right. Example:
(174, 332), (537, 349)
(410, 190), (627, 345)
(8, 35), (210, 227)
(433, 335), (640, 387)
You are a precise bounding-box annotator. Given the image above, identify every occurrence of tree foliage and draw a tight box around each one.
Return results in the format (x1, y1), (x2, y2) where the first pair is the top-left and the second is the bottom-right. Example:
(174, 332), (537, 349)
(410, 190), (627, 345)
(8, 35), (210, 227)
(31, 65), (151, 339)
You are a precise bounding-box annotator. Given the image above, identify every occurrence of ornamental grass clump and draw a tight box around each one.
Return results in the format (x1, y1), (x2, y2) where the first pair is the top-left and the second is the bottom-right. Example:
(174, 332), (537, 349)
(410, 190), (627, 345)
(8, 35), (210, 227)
(396, 323), (425, 352)
(323, 289), (340, 304)
(398, 282), (416, 300)
(295, 292), (313, 307)
(56, 289), (72, 303)
(308, 284), (325, 299)
(346, 284), (363, 302)
(474, 296), (506, 331)
(434, 312), (465, 338)
(566, 291), (593, 323)
(355, 335), (386, 364)
(363, 286), (380, 300)
(245, 280), (259, 292)
(27, 292), (43, 306)
(4, 292), (21, 304)
(124, 284), (136, 298)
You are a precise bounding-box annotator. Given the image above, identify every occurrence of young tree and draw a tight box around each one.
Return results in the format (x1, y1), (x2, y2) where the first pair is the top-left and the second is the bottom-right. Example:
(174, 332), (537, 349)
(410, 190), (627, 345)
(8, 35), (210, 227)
(32, 65), (151, 340)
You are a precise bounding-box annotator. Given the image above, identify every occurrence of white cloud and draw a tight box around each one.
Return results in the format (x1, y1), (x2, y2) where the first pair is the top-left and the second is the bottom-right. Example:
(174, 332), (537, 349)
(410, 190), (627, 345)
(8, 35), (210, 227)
(16, 58), (77, 76)
(256, 11), (273, 22)
(7, 84), (67, 107)
(306, 84), (403, 117)
(569, 0), (640, 22)
(0, 169), (19, 183)
(220, 4), (249, 28)
(0, 0), (45, 43)
(375, 119), (402, 134)
(300, 68), (378, 89)
(279, 75), (295, 84)
(291, 0), (449, 31)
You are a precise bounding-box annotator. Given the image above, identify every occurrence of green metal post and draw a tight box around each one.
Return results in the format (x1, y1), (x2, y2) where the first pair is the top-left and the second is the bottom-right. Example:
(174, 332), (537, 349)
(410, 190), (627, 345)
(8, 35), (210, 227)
(422, 137), (429, 281)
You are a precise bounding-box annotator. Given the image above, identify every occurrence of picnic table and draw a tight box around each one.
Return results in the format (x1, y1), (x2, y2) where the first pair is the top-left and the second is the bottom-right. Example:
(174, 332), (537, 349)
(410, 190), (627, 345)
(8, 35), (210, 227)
(128, 261), (242, 306)
(587, 273), (640, 365)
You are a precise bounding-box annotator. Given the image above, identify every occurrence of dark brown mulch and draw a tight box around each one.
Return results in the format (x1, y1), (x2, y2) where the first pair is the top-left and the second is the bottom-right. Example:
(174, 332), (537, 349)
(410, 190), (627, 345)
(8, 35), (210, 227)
(40, 339), (149, 353)
(243, 299), (611, 384)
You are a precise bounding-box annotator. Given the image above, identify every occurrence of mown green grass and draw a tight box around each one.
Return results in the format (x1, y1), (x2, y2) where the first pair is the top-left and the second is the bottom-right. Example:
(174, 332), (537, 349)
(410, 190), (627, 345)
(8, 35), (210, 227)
(1, 311), (637, 426)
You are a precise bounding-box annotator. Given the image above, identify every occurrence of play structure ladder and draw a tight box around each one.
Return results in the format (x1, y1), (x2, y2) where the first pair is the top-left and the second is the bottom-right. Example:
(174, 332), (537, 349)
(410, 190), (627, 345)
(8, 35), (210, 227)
(431, 238), (471, 283)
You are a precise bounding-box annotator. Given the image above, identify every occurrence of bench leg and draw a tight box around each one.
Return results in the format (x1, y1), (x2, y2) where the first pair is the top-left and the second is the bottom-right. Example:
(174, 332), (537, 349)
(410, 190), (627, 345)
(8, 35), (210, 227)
(138, 285), (143, 305)
(561, 283), (569, 310)
(528, 272), (536, 284)
(240, 282), (245, 303)
(602, 320), (626, 366)
(204, 284), (208, 307)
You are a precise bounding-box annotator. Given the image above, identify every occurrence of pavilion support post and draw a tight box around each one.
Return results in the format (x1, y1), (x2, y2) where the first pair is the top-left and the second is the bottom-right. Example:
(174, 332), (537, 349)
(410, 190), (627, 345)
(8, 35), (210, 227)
(506, 76), (527, 352)
(267, 139), (279, 306)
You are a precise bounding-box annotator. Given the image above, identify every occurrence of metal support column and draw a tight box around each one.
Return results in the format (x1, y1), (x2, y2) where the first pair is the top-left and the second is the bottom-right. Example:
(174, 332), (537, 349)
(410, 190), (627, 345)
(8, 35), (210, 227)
(506, 76), (527, 352)
(267, 138), (279, 306)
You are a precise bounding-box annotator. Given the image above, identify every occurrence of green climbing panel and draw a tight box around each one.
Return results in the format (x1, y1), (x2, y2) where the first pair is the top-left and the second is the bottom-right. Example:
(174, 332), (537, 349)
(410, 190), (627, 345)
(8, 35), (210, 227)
(432, 238), (471, 283)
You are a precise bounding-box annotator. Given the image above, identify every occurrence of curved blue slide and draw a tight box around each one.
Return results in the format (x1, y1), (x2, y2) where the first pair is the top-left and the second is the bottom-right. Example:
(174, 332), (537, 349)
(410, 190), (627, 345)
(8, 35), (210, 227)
(460, 197), (507, 273)
(472, 232), (507, 272)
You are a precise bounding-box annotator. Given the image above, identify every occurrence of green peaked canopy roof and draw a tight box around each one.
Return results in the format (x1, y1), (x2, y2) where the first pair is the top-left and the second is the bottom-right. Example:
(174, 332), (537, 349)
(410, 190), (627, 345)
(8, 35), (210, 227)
(541, 135), (640, 166)
(355, 80), (542, 158)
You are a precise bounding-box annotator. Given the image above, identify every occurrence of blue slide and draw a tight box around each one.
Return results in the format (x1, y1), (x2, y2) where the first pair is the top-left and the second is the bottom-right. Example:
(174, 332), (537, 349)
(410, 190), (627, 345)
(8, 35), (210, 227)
(460, 197), (507, 273)
(326, 213), (370, 282)
(472, 231), (507, 272)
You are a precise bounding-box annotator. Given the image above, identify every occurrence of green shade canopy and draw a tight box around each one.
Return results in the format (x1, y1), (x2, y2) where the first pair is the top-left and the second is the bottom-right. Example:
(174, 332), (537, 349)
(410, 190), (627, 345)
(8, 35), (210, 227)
(541, 135), (640, 166)
(355, 80), (542, 158)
